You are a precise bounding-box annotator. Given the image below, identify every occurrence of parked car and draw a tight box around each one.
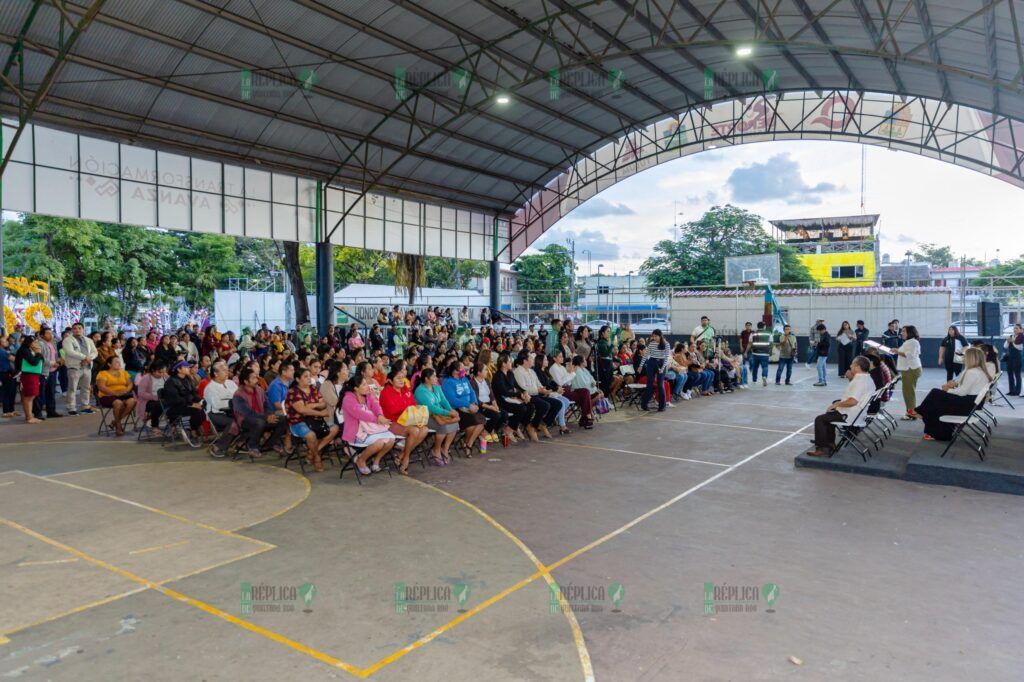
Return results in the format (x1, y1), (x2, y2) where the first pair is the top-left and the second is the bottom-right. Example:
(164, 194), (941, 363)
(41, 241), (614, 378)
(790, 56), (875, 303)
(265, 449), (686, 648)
(631, 317), (670, 334)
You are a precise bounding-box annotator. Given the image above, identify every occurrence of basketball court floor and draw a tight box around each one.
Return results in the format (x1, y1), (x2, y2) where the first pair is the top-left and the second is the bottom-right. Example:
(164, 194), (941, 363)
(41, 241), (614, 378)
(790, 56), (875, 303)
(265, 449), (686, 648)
(1, 367), (1022, 681)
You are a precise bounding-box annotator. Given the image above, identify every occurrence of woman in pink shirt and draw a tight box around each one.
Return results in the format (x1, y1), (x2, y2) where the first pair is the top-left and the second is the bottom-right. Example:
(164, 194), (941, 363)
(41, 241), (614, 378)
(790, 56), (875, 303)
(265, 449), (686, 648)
(341, 374), (396, 475)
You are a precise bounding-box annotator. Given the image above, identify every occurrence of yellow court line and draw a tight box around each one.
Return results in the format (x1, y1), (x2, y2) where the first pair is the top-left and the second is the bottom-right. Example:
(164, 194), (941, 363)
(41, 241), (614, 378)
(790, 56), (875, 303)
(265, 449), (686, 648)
(539, 439), (729, 467)
(0, 516), (364, 676)
(382, 477), (594, 682)
(41, 459), (311, 535)
(17, 558), (80, 567)
(129, 539), (190, 556)
(361, 423), (813, 677)
(11, 471), (274, 550)
(230, 463), (312, 532)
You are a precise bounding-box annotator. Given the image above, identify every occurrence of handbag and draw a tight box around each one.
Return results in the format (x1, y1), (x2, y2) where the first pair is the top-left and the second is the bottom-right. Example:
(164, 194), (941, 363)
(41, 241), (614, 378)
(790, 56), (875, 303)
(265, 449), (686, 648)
(356, 419), (390, 442)
(397, 404), (429, 427)
(432, 412), (460, 425)
(594, 397), (612, 414)
(303, 416), (330, 438)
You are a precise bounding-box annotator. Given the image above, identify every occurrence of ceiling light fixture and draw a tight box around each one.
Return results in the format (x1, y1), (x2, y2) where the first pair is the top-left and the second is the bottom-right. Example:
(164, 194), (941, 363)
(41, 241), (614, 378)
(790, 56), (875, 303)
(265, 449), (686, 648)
(496, 94), (511, 104)
(736, 45), (753, 57)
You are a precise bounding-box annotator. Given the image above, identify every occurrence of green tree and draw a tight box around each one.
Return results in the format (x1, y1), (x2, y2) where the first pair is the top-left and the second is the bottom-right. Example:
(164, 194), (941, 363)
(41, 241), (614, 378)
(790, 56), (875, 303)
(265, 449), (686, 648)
(512, 244), (574, 308)
(971, 255), (1024, 286)
(639, 205), (811, 293)
(394, 254), (425, 305)
(173, 233), (241, 309)
(102, 223), (179, 319)
(424, 257), (487, 289)
(911, 243), (981, 267)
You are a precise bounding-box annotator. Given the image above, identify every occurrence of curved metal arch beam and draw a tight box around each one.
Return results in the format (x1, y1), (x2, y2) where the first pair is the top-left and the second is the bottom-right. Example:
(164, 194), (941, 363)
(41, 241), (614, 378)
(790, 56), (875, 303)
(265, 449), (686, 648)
(324, 32), (1022, 243)
(498, 89), (1024, 261)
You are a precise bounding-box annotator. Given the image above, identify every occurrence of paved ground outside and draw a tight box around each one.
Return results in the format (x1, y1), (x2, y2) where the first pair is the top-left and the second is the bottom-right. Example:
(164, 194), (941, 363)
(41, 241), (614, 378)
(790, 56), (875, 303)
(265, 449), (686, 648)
(1, 366), (1022, 681)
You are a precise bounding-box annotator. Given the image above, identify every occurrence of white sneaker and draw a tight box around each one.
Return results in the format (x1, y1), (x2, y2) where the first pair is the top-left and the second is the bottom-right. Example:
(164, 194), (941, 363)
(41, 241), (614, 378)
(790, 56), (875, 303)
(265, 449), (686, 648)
(666, 402), (673, 408)
(762, 377), (768, 387)
(179, 427), (195, 447)
(682, 392), (692, 400)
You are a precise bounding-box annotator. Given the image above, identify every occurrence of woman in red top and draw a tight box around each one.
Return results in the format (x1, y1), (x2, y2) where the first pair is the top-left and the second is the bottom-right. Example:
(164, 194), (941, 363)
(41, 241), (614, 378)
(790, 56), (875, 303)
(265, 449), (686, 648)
(379, 365), (429, 474)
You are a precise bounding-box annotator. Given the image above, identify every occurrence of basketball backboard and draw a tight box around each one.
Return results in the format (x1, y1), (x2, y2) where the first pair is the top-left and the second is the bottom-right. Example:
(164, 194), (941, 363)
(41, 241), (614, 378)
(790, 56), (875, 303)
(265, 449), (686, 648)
(724, 253), (781, 286)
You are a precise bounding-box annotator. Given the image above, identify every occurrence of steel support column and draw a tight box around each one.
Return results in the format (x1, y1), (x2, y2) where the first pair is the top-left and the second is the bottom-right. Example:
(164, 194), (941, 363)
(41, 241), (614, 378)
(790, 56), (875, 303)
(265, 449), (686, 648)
(489, 260), (501, 318)
(315, 241), (333, 335)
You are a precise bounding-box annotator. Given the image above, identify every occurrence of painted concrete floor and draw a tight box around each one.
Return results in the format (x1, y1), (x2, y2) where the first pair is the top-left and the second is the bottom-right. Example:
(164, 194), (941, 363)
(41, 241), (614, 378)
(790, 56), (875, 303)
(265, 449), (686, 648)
(1, 367), (1022, 681)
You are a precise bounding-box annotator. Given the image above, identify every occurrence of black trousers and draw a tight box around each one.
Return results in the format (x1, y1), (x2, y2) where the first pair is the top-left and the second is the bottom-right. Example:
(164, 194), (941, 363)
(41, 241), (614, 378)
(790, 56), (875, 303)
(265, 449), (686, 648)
(813, 410), (847, 448)
(916, 389), (975, 440)
(597, 358), (613, 396)
(837, 344), (854, 376)
(1007, 354), (1022, 395)
(529, 395), (559, 427)
(210, 412), (235, 449)
(944, 362), (963, 382)
(501, 399), (535, 431)
(168, 405), (205, 431)
(481, 406), (507, 433)
(144, 400), (163, 428)
(238, 415), (289, 450)
(640, 363), (665, 410)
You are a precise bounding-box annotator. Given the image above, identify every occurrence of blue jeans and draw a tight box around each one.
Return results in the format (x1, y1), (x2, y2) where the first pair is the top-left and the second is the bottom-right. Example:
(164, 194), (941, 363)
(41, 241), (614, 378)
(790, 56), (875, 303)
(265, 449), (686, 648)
(552, 393), (572, 427)
(740, 357), (749, 385)
(775, 358), (794, 384)
(750, 355), (769, 381)
(640, 363), (665, 410)
(806, 346), (818, 364)
(816, 356), (828, 384)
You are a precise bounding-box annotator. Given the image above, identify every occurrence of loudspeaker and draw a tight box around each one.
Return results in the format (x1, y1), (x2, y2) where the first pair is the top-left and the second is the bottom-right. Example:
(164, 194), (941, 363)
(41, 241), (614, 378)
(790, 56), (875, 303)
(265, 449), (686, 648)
(977, 301), (1001, 337)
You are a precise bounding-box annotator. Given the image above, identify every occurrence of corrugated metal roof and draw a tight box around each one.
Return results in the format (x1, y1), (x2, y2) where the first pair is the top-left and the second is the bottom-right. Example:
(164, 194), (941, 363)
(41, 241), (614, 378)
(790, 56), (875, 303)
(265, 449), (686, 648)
(1, 1), (1020, 226)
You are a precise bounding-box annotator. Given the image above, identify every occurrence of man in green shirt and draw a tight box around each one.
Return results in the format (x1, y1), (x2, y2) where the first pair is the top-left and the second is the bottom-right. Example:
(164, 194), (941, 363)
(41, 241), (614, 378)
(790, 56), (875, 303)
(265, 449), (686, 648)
(546, 318), (561, 356)
(745, 321), (773, 386)
(774, 324), (796, 385)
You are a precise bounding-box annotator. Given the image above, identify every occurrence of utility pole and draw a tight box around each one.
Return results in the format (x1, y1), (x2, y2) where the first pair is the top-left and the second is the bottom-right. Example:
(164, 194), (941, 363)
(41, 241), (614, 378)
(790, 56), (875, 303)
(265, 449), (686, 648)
(565, 237), (576, 318)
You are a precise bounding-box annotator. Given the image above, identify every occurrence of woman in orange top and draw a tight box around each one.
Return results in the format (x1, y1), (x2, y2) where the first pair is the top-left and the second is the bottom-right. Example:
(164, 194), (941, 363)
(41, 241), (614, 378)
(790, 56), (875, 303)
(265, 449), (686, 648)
(96, 355), (137, 436)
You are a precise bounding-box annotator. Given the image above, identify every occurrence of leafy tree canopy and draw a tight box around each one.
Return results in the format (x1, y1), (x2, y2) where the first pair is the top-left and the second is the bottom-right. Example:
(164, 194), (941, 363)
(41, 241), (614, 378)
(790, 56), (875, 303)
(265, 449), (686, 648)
(512, 244), (574, 307)
(639, 204), (812, 292)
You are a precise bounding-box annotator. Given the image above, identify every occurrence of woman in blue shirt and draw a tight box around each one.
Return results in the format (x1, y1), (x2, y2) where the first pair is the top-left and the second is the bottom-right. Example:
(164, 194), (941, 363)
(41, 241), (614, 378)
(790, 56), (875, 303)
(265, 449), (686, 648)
(414, 368), (459, 464)
(441, 360), (487, 456)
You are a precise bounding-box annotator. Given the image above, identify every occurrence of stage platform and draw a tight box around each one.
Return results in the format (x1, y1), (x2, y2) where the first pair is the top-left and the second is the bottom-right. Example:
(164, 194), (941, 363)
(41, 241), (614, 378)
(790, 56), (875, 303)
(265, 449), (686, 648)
(795, 401), (1024, 496)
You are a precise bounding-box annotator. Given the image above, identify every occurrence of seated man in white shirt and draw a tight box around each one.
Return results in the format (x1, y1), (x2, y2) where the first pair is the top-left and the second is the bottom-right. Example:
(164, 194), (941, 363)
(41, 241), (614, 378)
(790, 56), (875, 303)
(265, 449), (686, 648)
(204, 360), (239, 457)
(807, 356), (876, 457)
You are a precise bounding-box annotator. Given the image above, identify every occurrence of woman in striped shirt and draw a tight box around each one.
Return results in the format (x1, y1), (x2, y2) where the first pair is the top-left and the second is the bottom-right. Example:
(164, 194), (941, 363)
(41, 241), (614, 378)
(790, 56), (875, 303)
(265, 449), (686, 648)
(640, 329), (670, 412)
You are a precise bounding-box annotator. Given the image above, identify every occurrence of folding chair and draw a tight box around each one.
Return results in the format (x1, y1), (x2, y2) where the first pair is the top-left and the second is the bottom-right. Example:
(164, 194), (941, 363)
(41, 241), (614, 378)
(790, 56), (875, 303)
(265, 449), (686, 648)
(336, 437), (398, 484)
(939, 387), (993, 461)
(832, 398), (877, 462)
(96, 400), (117, 436)
(987, 371), (1015, 412)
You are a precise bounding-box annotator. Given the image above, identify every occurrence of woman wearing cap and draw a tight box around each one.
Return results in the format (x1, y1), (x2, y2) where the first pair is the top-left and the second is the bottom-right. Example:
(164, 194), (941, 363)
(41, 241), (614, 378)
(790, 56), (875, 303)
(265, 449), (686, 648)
(163, 360), (206, 447)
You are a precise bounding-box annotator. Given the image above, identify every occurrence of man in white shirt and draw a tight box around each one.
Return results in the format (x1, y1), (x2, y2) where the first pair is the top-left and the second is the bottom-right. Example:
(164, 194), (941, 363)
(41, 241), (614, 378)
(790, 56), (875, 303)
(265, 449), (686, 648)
(204, 361), (239, 457)
(807, 356), (876, 457)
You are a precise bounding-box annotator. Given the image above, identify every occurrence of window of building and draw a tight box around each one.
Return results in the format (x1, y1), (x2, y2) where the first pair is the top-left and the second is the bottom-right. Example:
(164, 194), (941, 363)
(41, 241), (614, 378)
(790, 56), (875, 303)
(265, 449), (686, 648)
(831, 265), (864, 279)
(597, 285), (610, 295)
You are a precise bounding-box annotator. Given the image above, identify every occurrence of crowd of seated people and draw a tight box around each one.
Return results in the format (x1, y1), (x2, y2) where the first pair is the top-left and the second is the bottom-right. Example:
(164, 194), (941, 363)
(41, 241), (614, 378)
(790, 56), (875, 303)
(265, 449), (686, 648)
(6, 310), (1014, 473)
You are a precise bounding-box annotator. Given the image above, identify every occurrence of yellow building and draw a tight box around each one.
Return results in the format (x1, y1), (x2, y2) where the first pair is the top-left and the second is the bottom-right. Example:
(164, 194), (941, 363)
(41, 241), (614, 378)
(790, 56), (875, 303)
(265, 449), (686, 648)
(770, 214), (880, 288)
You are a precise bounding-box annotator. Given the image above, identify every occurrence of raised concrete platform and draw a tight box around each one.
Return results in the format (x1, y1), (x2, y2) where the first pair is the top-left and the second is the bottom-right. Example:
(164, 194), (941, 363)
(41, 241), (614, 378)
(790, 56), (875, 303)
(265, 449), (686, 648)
(795, 407), (1024, 496)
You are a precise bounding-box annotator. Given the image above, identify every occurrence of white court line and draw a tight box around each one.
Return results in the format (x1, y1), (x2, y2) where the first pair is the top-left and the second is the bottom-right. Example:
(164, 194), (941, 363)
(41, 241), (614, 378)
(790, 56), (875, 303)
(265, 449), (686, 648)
(545, 422), (816, 573)
(711, 400), (820, 413)
(0, 481), (14, 487)
(643, 415), (808, 436)
(539, 440), (729, 467)
(17, 558), (80, 567)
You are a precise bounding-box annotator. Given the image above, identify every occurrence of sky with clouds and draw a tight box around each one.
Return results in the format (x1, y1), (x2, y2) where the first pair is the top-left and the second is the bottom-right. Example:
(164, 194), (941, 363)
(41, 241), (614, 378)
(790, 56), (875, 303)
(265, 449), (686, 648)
(530, 140), (1024, 276)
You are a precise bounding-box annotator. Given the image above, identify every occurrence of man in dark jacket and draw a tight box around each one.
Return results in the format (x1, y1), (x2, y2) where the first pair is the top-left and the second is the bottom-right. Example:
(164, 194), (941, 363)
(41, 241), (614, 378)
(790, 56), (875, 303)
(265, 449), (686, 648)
(230, 368), (288, 458)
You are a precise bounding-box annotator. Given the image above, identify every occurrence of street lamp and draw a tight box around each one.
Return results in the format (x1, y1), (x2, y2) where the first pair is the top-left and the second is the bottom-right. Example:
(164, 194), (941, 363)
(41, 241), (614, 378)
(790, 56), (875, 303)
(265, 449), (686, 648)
(597, 264), (604, 318)
(673, 201), (686, 241)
